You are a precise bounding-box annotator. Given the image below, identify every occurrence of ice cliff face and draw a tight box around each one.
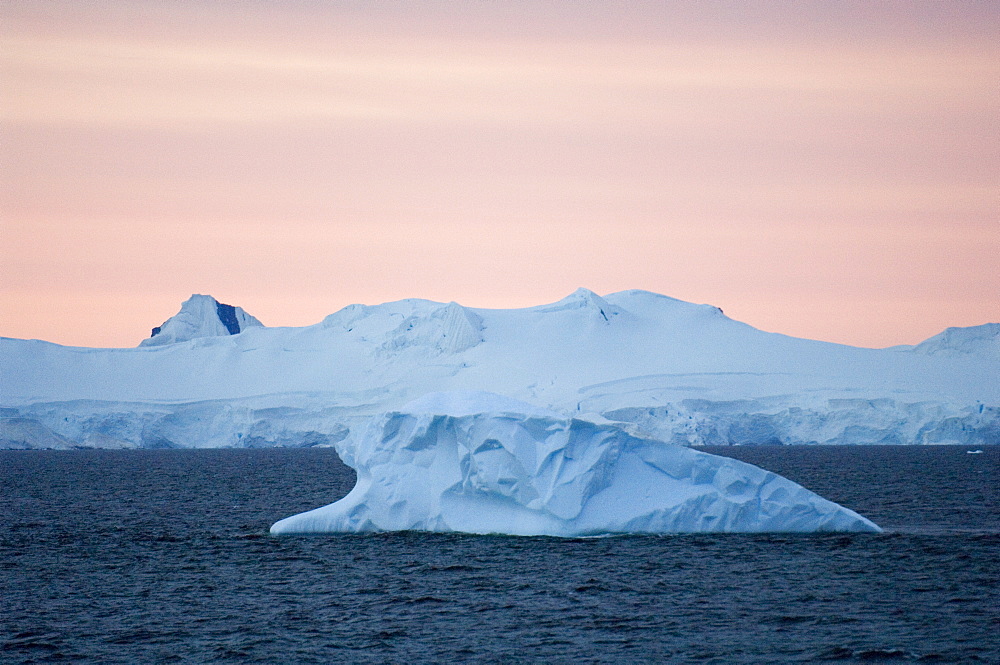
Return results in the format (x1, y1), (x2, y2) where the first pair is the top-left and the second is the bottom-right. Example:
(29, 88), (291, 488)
(270, 392), (881, 536)
(909, 323), (1000, 358)
(139, 294), (263, 347)
(1, 288), (997, 449)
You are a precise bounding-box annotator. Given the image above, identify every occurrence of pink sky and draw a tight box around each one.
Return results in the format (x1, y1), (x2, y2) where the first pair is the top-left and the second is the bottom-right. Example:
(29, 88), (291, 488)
(2, 1), (998, 348)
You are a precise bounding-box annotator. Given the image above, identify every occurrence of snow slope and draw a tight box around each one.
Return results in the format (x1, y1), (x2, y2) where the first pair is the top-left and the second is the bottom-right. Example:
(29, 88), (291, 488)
(270, 391), (881, 535)
(1, 289), (997, 449)
(909, 323), (1000, 358)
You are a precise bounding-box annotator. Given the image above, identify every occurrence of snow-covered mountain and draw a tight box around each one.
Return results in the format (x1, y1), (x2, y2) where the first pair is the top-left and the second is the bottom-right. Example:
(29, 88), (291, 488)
(139, 294), (263, 346)
(1, 289), (997, 449)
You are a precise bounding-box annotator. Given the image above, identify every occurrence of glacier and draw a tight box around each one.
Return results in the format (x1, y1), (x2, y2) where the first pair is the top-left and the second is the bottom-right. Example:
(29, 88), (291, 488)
(270, 392), (881, 535)
(1, 288), (998, 450)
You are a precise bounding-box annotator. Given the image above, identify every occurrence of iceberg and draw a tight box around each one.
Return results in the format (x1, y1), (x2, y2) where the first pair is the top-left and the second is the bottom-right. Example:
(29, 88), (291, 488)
(270, 392), (881, 536)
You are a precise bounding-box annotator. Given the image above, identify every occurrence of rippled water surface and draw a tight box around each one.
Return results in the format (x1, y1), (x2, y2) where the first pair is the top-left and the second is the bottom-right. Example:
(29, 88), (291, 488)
(1, 445), (997, 663)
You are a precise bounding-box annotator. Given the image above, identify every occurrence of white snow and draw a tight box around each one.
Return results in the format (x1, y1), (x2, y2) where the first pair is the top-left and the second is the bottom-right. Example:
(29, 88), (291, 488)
(1, 288), (997, 449)
(909, 323), (1000, 358)
(270, 392), (881, 536)
(139, 294), (263, 347)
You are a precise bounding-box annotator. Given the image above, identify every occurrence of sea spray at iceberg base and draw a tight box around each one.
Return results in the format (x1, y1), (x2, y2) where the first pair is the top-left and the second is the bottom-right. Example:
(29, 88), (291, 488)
(270, 392), (881, 536)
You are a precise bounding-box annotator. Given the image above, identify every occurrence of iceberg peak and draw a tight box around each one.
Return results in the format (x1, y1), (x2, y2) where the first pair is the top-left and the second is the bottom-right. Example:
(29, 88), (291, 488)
(139, 294), (263, 347)
(530, 288), (621, 323)
(376, 301), (484, 357)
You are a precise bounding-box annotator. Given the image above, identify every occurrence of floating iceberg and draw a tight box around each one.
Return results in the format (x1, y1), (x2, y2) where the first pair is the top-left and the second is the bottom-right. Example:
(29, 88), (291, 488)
(270, 392), (881, 536)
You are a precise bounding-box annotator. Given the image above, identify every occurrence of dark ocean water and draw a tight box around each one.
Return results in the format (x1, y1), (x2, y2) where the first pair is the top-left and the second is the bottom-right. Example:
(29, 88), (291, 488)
(1, 445), (997, 664)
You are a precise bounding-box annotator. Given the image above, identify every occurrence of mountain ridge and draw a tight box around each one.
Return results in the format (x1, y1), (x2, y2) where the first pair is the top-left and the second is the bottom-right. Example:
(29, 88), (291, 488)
(1, 289), (997, 449)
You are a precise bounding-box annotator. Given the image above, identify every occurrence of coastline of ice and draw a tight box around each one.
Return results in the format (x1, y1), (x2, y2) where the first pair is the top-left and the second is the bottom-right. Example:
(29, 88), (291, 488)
(270, 392), (881, 536)
(2, 288), (997, 450)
